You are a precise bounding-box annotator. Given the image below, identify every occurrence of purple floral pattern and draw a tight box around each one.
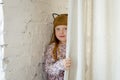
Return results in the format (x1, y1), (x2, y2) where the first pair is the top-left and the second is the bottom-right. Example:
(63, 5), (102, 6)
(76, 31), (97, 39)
(44, 43), (66, 80)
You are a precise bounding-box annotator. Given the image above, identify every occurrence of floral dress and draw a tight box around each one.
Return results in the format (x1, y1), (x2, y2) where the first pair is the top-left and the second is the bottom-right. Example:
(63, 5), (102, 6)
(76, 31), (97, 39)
(43, 43), (66, 80)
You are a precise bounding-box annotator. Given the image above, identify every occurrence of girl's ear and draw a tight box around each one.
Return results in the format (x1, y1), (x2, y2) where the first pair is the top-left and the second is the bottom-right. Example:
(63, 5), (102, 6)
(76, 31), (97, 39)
(52, 13), (60, 19)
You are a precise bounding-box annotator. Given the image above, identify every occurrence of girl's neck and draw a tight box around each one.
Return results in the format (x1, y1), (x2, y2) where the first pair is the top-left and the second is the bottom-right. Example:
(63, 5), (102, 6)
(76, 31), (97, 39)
(59, 41), (66, 45)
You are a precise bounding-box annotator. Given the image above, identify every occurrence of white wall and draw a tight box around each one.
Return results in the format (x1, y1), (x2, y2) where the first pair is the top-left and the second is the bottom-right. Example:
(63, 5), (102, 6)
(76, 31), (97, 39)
(50, 0), (68, 13)
(0, 0), (5, 80)
(2, 0), (68, 80)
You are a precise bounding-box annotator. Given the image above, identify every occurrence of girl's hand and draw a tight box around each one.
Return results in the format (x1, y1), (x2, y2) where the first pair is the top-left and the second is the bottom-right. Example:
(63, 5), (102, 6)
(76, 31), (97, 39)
(63, 58), (72, 70)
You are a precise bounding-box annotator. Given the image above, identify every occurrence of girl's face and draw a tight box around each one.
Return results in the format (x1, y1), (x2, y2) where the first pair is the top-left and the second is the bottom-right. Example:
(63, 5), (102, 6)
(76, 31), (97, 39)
(55, 25), (67, 44)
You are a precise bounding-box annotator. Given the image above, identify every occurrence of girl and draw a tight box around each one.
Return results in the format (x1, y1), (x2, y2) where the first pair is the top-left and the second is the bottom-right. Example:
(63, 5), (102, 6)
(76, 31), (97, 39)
(43, 14), (72, 80)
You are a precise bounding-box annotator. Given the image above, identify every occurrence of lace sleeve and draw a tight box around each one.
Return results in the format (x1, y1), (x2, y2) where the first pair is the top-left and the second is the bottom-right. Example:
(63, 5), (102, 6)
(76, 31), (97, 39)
(44, 44), (65, 76)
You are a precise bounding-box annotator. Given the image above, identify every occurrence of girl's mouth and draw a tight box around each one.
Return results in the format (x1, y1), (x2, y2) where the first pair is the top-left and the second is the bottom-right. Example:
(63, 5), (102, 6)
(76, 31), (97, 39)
(59, 36), (65, 37)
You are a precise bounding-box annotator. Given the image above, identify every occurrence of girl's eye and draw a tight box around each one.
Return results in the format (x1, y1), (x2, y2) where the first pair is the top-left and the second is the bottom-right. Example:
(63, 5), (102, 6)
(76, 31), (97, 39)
(56, 28), (60, 30)
(65, 28), (67, 30)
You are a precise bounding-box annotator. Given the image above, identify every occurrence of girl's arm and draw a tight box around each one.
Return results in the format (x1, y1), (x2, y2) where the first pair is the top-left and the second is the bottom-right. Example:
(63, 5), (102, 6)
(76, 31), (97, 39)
(44, 44), (65, 76)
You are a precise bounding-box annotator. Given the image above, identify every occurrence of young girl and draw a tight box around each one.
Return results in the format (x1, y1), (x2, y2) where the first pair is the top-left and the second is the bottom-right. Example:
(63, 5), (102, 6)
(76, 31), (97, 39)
(43, 14), (72, 80)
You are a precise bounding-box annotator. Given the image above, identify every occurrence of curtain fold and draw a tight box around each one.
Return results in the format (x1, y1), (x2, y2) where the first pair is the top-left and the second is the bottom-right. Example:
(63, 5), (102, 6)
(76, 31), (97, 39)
(64, 0), (84, 80)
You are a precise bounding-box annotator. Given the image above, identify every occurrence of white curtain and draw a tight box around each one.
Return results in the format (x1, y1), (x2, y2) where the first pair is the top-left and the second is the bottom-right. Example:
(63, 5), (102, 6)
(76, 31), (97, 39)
(93, 0), (120, 80)
(65, 0), (120, 80)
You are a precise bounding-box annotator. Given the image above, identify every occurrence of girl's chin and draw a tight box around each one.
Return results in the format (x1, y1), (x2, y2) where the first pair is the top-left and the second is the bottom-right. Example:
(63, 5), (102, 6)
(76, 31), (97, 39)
(57, 37), (66, 43)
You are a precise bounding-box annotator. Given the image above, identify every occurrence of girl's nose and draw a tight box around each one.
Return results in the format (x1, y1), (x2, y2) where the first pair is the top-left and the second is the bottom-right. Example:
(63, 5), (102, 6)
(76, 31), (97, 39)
(60, 29), (64, 34)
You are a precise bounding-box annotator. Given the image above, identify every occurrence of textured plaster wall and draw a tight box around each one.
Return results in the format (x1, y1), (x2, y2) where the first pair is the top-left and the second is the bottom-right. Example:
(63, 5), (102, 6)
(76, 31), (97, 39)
(50, 0), (68, 14)
(0, 0), (5, 80)
(2, 0), (68, 80)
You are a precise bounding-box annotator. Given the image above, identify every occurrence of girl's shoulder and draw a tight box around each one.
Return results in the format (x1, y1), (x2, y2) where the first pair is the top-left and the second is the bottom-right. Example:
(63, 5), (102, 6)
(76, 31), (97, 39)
(48, 42), (55, 47)
(44, 43), (55, 55)
(46, 42), (55, 50)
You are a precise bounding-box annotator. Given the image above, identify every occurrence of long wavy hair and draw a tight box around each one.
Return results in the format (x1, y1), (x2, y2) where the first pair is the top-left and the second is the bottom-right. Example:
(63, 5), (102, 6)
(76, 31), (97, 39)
(49, 14), (68, 61)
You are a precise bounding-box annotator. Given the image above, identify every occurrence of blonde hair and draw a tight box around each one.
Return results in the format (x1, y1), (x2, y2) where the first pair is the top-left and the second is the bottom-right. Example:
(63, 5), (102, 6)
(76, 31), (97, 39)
(50, 14), (68, 61)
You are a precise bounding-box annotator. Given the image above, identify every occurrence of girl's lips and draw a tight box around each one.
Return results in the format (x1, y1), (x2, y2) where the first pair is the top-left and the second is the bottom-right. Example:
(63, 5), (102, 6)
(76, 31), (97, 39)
(59, 36), (65, 37)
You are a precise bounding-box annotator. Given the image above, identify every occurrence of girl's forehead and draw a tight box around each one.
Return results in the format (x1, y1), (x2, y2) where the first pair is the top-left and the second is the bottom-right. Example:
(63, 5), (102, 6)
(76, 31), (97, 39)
(55, 25), (67, 28)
